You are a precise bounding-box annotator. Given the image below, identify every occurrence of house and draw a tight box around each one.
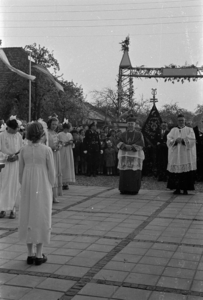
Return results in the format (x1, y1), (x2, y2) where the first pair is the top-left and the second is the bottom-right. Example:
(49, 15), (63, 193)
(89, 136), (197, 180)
(83, 102), (115, 127)
(0, 47), (29, 91)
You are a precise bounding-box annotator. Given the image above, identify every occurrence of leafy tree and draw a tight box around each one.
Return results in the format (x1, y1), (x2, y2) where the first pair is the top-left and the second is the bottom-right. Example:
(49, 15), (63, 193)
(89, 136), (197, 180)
(24, 43), (60, 74)
(195, 104), (203, 115)
(91, 88), (151, 123)
(160, 102), (194, 127)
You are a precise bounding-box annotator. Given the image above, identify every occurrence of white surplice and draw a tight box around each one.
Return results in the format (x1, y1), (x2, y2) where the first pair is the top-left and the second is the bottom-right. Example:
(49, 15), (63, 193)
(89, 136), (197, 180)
(0, 131), (23, 211)
(167, 126), (196, 173)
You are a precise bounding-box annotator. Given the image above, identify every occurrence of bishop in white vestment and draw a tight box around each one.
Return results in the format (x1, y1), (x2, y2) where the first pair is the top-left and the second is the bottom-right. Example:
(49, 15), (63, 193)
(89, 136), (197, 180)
(167, 114), (196, 195)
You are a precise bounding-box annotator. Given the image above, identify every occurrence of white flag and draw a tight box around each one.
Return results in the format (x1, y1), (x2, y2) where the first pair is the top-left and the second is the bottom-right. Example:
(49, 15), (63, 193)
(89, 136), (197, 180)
(32, 64), (64, 91)
(0, 49), (36, 81)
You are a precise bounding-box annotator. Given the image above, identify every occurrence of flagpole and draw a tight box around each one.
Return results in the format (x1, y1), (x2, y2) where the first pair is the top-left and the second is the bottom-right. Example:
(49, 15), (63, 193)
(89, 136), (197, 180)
(28, 51), (31, 122)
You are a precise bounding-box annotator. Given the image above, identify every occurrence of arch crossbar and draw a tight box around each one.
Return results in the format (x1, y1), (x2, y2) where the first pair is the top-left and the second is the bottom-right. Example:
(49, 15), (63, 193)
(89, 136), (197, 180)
(117, 37), (203, 118)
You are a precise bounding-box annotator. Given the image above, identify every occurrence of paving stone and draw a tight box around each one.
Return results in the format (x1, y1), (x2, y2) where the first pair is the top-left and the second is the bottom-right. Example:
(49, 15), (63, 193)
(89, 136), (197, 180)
(67, 257), (99, 267)
(112, 253), (142, 263)
(112, 286), (151, 300)
(72, 296), (109, 300)
(93, 269), (128, 282)
(6, 274), (46, 287)
(157, 276), (192, 290)
(20, 289), (63, 300)
(125, 272), (160, 285)
(149, 291), (187, 299)
(139, 255), (170, 266)
(78, 283), (118, 297)
(103, 260), (136, 272)
(195, 271), (203, 281)
(132, 263), (165, 275)
(187, 297), (203, 300)
(0, 272), (17, 284)
(191, 280), (203, 293)
(0, 285), (30, 299)
(28, 263), (61, 273)
(168, 258), (199, 270)
(37, 277), (76, 291)
(55, 265), (89, 277)
(162, 267), (196, 279)
(0, 260), (31, 271)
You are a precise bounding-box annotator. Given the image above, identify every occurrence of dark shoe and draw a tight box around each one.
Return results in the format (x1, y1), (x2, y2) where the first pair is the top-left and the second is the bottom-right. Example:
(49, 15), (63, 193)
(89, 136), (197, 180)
(173, 189), (181, 195)
(27, 256), (35, 265)
(9, 211), (16, 219)
(183, 190), (188, 195)
(35, 254), (47, 266)
(53, 197), (59, 203)
(63, 185), (69, 190)
(0, 211), (6, 218)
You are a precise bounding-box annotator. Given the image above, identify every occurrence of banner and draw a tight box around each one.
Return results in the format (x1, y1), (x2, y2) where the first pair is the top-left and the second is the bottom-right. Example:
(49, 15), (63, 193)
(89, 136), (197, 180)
(32, 64), (64, 92)
(142, 104), (162, 147)
(0, 49), (36, 81)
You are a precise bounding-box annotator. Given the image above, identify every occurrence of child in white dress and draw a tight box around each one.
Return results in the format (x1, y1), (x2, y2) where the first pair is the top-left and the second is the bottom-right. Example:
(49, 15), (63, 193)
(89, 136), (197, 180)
(18, 122), (55, 265)
(58, 120), (75, 189)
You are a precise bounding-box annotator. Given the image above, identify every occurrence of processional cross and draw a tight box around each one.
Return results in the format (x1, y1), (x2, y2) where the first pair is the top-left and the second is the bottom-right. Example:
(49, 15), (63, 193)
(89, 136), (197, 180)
(150, 88), (158, 105)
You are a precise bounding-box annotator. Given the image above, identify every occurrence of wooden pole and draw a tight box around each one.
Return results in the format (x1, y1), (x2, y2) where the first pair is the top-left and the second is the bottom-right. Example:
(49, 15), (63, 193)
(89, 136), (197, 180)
(28, 52), (31, 122)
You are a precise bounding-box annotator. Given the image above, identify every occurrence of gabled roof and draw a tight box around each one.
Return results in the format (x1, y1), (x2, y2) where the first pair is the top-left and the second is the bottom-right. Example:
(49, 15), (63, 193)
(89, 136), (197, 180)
(84, 102), (115, 122)
(0, 47), (29, 91)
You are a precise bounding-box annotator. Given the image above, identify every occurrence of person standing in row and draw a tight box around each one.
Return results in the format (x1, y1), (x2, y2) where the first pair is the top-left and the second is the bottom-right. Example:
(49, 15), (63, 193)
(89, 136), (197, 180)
(117, 115), (145, 195)
(47, 116), (62, 203)
(83, 122), (102, 176)
(18, 122), (55, 265)
(193, 115), (203, 181)
(58, 119), (75, 189)
(156, 121), (169, 181)
(167, 114), (197, 195)
(0, 116), (23, 219)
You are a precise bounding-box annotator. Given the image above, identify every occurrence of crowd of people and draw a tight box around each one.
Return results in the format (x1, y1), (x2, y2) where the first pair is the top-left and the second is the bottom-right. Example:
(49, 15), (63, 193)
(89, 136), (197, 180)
(0, 112), (200, 266)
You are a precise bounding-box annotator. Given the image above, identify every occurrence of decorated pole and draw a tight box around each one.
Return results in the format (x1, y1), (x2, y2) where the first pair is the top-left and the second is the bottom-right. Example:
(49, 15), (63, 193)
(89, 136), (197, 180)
(28, 51), (32, 122)
(150, 88), (158, 106)
(117, 36), (133, 120)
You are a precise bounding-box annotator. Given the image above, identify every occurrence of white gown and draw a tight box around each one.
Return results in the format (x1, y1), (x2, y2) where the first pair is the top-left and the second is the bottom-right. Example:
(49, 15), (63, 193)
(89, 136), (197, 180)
(167, 126), (196, 173)
(18, 142), (55, 244)
(0, 131), (22, 211)
(58, 132), (75, 183)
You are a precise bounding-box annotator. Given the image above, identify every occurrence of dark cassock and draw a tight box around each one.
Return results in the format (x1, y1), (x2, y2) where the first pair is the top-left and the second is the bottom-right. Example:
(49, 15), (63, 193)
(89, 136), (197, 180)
(83, 122), (101, 176)
(156, 122), (170, 181)
(193, 116), (203, 181)
(117, 115), (145, 195)
(167, 114), (197, 195)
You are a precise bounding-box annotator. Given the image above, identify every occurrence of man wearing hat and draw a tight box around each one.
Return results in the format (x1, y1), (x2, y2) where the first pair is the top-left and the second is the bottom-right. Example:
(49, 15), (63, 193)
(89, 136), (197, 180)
(83, 121), (102, 176)
(117, 114), (145, 194)
(167, 114), (196, 195)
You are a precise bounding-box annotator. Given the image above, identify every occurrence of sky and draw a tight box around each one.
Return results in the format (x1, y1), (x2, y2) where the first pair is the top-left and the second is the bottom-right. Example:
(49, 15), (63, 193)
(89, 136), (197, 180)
(0, 0), (203, 112)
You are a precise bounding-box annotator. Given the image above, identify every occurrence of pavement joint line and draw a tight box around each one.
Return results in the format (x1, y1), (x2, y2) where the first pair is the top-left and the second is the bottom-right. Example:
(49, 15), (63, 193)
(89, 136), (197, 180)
(54, 207), (203, 222)
(58, 194), (179, 299)
(133, 238), (203, 248)
(90, 278), (203, 297)
(0, 268), (81, 281)
(51, 187), (115, 216)
(0, 228), (18, 239)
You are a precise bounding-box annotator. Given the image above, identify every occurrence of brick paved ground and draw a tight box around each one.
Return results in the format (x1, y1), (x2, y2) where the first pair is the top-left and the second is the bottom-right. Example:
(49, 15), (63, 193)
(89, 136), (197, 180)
(0, 185), (203, 300)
